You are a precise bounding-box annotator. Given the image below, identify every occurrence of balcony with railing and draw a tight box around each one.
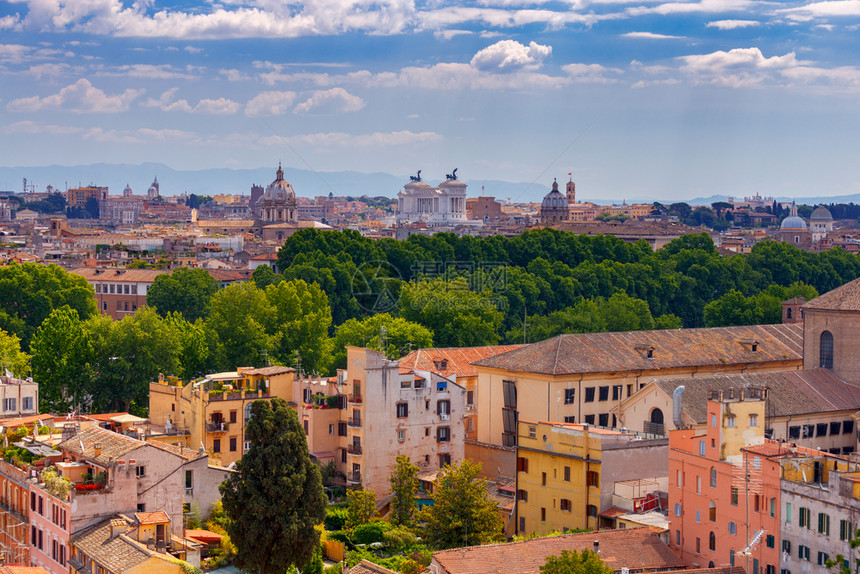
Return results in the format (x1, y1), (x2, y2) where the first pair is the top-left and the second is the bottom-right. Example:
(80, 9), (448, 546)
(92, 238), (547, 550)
(347, 445), (362, 456)
(207, 421), (230, 433)
(346, 471), (361, 484)
(348, 394), (363, 405)
(347, 417), (362, 429)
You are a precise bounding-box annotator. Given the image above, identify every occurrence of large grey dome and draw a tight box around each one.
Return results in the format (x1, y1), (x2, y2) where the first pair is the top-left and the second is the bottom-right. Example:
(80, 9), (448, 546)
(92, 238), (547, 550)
(780, 215), (807, 230)
(810, 206), (833, 222)
(262, 164), (295, 202)
(541, 180), (567, 208)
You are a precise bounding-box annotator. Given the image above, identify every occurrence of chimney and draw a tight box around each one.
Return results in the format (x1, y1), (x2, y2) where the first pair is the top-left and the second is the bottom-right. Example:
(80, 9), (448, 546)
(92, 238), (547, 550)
(93, 443), (102, 457)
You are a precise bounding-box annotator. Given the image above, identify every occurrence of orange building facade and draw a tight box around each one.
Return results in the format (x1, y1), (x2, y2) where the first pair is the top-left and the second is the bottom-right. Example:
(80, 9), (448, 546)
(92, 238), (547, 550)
(669, 390), (781, 574)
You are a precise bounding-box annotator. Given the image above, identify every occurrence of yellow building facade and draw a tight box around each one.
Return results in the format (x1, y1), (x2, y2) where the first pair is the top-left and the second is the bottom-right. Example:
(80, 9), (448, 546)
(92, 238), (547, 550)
(148, 366), (296, 466)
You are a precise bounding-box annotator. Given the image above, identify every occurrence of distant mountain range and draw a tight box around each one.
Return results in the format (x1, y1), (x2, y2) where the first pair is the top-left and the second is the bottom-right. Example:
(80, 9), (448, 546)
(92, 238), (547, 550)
(0, 163), (556, 203)
(2, 164), (859, 206)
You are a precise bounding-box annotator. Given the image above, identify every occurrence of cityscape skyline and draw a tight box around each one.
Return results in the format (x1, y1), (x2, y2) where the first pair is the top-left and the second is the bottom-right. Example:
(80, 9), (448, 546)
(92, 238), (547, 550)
(1, 0), (860, 201)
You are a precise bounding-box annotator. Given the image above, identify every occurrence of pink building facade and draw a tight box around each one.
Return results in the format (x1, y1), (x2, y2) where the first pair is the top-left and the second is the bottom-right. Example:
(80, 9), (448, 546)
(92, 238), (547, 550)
(27, 483), (69, 574)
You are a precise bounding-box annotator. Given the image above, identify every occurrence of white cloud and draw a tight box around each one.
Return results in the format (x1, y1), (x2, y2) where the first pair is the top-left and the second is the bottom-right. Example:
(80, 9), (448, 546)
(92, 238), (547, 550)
(680, 48), (801, 73)
(261, 130), (443, 149)
(245, 90), (297, 116)
(3, 120), (85, 135)
(628, 0), (756, 16)
(184, 46), (203, 54)
(0, 15), (20, 31)
(220, 68), (246, 81)
(434, 29), (473, 40)
(26, 63), (71, 78)
(622, 31), (685, 39)
(191, 97), (240, 114)
(814, 23), (835, 30)
(706, 19), (761, 29)
(294, 88), (365, 115)
(780, 0), (860, 19)
(6, 79), (142, 113)
(562, 62), (624, 83)
(112, 64), (195, 79)
(470, 40), (551, 72)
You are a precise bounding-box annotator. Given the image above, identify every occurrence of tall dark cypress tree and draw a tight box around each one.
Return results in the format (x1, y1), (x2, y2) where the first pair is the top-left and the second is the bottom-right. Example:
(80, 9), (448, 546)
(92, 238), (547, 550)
(219, 398), (326, 573)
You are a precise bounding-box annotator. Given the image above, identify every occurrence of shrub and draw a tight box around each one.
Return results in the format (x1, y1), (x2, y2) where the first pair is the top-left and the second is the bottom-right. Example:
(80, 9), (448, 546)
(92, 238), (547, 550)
(352, 521), (389, 545)
(324, 565), (343, 574)
(325, 507), (348, 531)
(382, 526), (417, 550)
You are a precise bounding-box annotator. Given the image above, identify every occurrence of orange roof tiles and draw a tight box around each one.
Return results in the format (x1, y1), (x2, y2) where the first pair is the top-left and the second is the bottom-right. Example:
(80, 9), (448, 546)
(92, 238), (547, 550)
(803, 277), (860, 311)
(135, 511), (170, 525)
(473, 324), (802, 376)
(399, 345), (524, 378)
(432, 527), (684, 574)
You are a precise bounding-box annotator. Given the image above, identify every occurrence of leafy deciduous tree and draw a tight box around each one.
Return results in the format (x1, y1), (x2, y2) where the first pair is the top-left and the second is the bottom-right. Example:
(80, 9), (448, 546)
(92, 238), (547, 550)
(346, 488), (377, 530)
(417, 459), (503, 549)
(147, 268), (219, 322)
(540, 549), (615, 574)
(30, 307), (93, 413)
(331, 313), (433, 369)
(389, 455), (419, 526)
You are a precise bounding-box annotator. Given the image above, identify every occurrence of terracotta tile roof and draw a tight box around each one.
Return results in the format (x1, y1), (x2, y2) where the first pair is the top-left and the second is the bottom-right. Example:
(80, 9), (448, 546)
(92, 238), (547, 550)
(0, 567), (52, 574)
(146, 440), (203, 461)
(71, 517), (151, 572)
(473, 324), (802, 376)
(71, 267), (168, 283)
(242, 366), (295, 376)
(433, 528), (684, 574)
(654, 568), (744, 574)
(206, 269), (253, 282)
(803, 277), (860, 311)
(135, 511), (170, 525)
(58, 426), (144, 465)
(652, 369), (860, 424)
(184, 529), (223, 545)
(399, 345), (524, 378)
(349, 560), (400, 574)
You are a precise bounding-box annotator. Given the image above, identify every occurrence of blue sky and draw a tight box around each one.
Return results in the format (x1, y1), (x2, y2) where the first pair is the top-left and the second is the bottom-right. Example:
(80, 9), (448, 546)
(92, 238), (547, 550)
(2, 0), (860, 200)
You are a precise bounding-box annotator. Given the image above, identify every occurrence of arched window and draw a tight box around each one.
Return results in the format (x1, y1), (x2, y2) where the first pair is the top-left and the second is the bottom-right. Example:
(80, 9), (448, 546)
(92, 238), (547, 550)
(650, 408), (664, 425)
(709, 531), (716, 551)
(710, 467), (717, 488)
(820, 331), (834, 369)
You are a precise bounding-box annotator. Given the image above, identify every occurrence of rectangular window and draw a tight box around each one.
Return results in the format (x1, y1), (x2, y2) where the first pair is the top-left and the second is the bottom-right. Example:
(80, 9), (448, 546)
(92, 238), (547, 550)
(598, 413), (609, 427)
(800, 507), (810, 528)
(726, 415), (736, 428)
(396, 402), (408, 418)
(819, 512), (830, 535)
(466, 390), (474, 405)
(560, 499), (571, 511)
(696, 510), (701, 523)
(22, 396), (33, 411)
(817, 552), (829, 566)
(731, 487), (739, 506)
(674, 503), (682, 516)
(338, 422), (347, 437)
(517, 489), (528, 502)
(766, 534), (775, 548)
(502, 380), (517, 409)
(789, 425), (800, 439)
(844, 420), (855, 434)
(229, 437), (237, 452)
(437, 427), (450, 442)
(749, 413), (758, 427)
(696, 476), (701, 494)
(612, 385), (621, 400)
(584, 414), (595, 425)
(699, 441), (706, 456)
(564, 388), (575, 404)
(229, 410), (237, 424)
(786, 502), (792, 523)
(782, 540), (791, 553)
(586, 471), (599, 487)
(584, 387), (595, 402)
(770, 497), (775, 517)
(728, 521), (737, 535)
(816, 423), (828, 437)
(397, 430), (405, 442)
(696, 537), (700, 554)
(841, 520), (854, 541)
(830, 421), (842, 435)
(564, 416), (575, 423)
(564, 466), (570, 482)
(676, 530), (681, 546)
(185, 470), (193, 490)
(517, 457), (529, 473)
(598, 386), (609, 401)
(542, 472), (546, 486)
(799, 546), (810, 561)
(213, 439), (220, 453)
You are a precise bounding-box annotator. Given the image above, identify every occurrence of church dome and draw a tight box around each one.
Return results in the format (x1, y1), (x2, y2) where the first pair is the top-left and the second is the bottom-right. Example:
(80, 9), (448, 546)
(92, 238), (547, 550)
(810, 206), (833, 221)
(780, 215), (807, 230)
(262, 163), (296, 202)
(541, 180), (567, 209)
(123, 184), (133, 197)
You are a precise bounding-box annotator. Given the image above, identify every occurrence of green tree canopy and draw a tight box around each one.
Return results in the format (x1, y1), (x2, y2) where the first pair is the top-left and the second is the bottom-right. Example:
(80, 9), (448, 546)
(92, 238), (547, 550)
(417, 459), (503, 549)
(0, 263), (96, 349)
(220, 398), (326, 574)
(205, 283), (272, 371)
(30, 307), (93, 413)
(146, 268), (219, 322)
(346, 488), (377, 530)
(389, 455), (419, 526)
(265, 279), (333, 375)
(398, 278), (503, 348)
(331, 313), (433, 370)
(0, 328), (30, 378)
(540, 549), (615, 574)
